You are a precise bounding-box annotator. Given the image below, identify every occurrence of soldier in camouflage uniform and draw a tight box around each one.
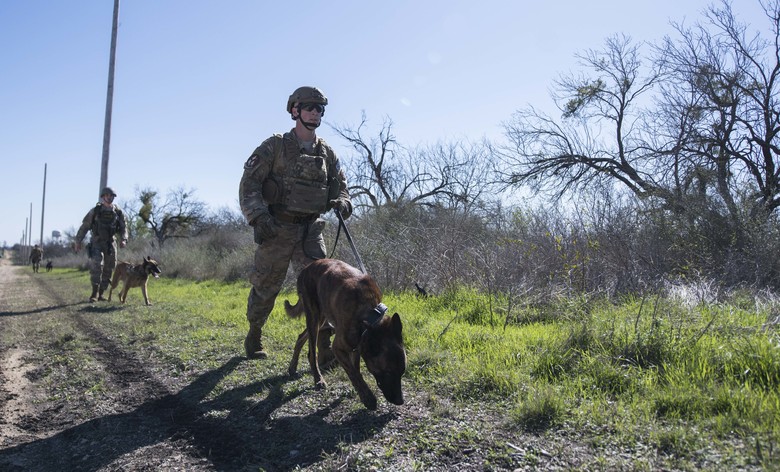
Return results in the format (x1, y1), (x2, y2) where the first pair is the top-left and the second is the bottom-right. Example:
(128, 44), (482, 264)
(74, 187), (129, 302)
(29, 244), (44, 273)
(239, 86), (352, 360)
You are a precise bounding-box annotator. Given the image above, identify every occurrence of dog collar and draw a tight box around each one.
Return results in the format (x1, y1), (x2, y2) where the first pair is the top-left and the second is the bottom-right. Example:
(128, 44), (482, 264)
(357, 303), (389, 353)
(373, 303), (388, 318)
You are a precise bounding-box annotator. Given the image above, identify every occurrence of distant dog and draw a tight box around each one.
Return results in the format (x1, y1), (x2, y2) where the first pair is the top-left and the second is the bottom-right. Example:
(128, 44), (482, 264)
(108, 257), (161, 306)
(45, 260), (53, 272)
(285, 258), (406, 410)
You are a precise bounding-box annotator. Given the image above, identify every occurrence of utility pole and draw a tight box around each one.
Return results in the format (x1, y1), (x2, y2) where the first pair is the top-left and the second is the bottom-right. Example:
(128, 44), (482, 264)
(28, 203), (32, 261)
(40, 163), (47, 246)
(99, 0), (120, 195)
(22, 223), (27, 261)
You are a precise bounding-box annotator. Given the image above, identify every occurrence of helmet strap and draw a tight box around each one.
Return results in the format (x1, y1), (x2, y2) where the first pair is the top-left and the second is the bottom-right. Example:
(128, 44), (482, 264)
(295, 104), (320, 130)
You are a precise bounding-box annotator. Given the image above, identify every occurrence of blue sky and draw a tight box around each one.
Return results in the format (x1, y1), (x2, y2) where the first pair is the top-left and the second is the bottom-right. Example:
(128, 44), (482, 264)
(0, 0), (768, 247)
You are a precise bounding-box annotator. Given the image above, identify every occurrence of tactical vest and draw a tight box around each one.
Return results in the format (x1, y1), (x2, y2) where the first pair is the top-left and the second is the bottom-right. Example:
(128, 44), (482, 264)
(263, 136), (338, 215)
(91, 204), (121, 241)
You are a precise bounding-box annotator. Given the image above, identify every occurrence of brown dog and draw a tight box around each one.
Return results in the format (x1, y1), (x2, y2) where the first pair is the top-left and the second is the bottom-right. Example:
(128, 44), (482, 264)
(285, 258), (406, 410)
(108, 257), (161, 306)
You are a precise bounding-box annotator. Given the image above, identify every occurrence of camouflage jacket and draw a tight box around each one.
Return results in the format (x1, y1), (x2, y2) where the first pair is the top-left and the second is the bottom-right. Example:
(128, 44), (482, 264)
(239, 129), (350, 224)
(76, 203), (128, 244)
(29, 247), (43, 262)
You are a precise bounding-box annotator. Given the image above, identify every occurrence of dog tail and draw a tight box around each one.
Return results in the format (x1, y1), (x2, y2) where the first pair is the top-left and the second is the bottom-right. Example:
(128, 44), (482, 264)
(284, 299), (304, 318)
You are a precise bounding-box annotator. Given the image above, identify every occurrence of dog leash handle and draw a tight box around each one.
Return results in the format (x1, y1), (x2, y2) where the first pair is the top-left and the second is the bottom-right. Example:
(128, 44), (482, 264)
(335, 209), (367, 274)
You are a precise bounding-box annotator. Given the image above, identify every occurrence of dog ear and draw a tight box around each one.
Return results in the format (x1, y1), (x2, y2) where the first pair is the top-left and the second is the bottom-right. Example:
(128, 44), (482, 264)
(391, 313), (403, 340)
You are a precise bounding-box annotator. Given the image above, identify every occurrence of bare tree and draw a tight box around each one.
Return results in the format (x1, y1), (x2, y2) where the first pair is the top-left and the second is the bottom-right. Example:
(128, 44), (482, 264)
(429, 139), (498, 214)
(135, 186), (207, 247)
(657, 0), (780, 222)
(500, 1), (780, 228)
(498, 34), (668, 204)
(331, 113), (497, 213)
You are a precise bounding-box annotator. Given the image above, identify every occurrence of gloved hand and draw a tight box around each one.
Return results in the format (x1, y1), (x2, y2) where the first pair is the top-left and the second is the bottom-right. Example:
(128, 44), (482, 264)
(250, 211), (279, 242)
(329, 199), (352, 219)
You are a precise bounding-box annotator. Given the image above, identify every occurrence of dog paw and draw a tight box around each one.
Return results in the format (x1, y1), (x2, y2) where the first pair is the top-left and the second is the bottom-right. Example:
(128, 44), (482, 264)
(314, 380), (327, 390)
(287, 366), (301, 378)
(360, 392), (378, 410)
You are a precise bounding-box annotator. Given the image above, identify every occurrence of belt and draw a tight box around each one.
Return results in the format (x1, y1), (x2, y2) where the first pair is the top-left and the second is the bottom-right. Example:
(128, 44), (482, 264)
(273, 212), (316, 225)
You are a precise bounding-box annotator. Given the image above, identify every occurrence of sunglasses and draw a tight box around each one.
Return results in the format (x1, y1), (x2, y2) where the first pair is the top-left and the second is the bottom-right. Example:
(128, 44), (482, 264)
(299, 103), (326, 114)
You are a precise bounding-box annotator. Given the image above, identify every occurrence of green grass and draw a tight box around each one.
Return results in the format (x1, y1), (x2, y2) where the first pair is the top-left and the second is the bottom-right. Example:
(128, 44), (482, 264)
(54, 268), (780, 465)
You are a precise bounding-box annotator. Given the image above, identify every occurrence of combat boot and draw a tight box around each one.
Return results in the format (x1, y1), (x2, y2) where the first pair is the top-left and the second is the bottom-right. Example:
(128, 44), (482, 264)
(97, 287), (107, 301)
(89, 284), (99, 303)
(317, 326), (336, 369)
(244, 321), (267, 359)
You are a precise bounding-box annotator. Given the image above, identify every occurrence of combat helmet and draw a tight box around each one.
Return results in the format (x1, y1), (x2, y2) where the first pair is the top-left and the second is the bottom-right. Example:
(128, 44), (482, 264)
(286, 86), (328, 114)
(101, 187), (117, 197)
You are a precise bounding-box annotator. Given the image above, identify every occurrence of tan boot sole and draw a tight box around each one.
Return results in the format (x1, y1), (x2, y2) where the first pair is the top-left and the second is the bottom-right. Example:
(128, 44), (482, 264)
(246, 351), (268, 360)
(244, 337), (267, 360)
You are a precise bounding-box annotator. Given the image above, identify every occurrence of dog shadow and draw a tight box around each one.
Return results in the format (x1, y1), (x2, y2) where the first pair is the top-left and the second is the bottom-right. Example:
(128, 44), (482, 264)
(0, 355), (394, 471)
(80, 304), (127, 314)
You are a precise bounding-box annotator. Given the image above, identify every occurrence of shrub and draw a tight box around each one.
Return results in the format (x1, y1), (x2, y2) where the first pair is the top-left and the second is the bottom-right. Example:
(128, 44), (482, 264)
(511, 385), (565, 432)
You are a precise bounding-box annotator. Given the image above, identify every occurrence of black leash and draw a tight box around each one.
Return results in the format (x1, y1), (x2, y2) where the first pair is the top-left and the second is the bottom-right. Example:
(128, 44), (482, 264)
(332, 209), (367, 274)
(330, 210), (387, 346)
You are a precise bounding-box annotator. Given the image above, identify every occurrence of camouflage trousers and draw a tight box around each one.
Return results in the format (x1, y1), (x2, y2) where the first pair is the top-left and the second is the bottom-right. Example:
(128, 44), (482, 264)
(88, 240), (118, 290)
(246, 218), (326, 325)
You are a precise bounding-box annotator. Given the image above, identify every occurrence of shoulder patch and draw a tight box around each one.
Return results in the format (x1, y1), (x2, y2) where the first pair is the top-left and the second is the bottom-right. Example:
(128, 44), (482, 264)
(244, 154), (260, 170)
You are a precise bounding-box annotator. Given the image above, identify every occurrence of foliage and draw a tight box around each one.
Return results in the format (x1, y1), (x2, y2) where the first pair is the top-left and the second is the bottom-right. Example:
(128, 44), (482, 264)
(500, 1), (780, 222)
(48, 185), (780, 296)
(498, 1), (780, 289)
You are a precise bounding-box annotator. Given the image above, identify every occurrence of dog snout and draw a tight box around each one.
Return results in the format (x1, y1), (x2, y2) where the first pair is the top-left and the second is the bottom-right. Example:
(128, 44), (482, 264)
(381, 386), (404, 405)
(375, 374), (404, 405)
(384, 388), (404, 405)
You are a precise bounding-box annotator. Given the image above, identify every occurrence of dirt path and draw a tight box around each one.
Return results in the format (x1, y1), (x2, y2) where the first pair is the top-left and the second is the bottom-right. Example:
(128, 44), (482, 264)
(0, 258), (217, 471)
(1, 348), (36, 443)
(0, 256), (40, 446)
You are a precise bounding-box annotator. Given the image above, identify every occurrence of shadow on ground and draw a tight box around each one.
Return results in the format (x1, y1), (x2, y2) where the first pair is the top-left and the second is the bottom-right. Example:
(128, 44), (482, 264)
(0, 356), (393, 471)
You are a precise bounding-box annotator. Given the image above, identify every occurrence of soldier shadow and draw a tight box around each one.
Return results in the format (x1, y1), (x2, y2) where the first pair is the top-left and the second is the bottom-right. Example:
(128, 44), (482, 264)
(0, 303), (84, 317)
(0, 356), (394, 472)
